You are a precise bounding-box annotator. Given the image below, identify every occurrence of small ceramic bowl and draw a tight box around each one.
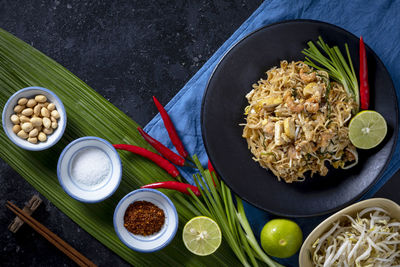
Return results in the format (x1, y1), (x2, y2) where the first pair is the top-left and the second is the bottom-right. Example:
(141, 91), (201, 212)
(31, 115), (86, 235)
(299, 198), (400, 266)
(113, 189), (178, 253)
(2, 87), (67, 151)
(57, 136), (122, 203)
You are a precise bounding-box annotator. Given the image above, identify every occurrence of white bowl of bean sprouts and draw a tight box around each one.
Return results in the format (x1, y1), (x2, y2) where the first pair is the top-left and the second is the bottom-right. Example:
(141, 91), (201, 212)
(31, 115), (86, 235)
(299, 198), (400, 267)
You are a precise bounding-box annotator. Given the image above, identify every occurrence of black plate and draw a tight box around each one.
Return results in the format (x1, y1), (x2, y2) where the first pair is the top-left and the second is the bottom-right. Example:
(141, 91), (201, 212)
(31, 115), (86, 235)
(201, 20), (398, 217)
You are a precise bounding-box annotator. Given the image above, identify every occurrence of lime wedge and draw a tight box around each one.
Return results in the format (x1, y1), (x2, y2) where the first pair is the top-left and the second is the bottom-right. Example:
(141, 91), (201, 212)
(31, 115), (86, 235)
(182, 216), (222, 256)
(349, 110), (387, 149)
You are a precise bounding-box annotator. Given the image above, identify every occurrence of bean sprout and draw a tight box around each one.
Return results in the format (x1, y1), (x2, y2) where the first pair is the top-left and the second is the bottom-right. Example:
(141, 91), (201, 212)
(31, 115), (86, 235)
(312, 207), (400, 266)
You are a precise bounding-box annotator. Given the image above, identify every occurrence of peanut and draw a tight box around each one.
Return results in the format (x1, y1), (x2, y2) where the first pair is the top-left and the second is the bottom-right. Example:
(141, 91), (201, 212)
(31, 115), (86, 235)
(43, 117), (51, 128)
(31, 117), (42, 127)
(28, 137), (38, 144)
(47, 103), (55, 111)
(41, 107), (50, 117)
(18, 98), (28, 105)
(12, 125), (21, 134)
(10, 114), (20, 124)
(43, 127), (53, 135)
(19, 115), (31, 123)
(51, 110), (60, 119)
(26, 99), (37, 108)
(17, 130), (28, 139)
(38, 132), (47, 142)
(35, 95), (47, 103)
(14, 105), (25, 113)
(21, 108), (34, 116)
(29, 128), (39, 137)
(21, 122), (33, 132)
(33, 105), (42, 116)
(51, 121), (58, 129)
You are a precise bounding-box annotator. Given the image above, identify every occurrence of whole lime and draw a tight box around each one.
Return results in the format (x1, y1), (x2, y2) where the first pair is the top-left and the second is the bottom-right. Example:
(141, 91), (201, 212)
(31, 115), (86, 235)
(260, 219), (303, 258)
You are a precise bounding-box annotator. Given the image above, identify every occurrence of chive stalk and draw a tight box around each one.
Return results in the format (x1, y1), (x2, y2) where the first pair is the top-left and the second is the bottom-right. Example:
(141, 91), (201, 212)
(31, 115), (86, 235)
(302, 36), (360, 113)
(192, 156), (251, 266)
(190, 156), (284, 267)
(235, 196), (286, 267)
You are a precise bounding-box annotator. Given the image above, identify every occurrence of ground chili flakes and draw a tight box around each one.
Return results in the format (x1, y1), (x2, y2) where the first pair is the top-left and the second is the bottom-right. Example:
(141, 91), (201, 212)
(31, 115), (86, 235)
(123, 200), (165, 236)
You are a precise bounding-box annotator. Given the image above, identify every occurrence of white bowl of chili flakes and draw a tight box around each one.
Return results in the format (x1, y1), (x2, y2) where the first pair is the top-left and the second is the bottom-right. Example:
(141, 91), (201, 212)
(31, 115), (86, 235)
(113, 188), (178, 253)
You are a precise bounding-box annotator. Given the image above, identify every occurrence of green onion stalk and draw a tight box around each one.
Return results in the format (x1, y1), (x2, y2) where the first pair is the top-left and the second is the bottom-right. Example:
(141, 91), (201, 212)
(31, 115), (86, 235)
(182, 155), (284, 267)
(302, 36), (360, 113)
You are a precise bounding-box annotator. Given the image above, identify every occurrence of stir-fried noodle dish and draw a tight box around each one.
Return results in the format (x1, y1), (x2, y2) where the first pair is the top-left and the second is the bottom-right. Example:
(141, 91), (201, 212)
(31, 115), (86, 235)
(242, 61), (358, 183)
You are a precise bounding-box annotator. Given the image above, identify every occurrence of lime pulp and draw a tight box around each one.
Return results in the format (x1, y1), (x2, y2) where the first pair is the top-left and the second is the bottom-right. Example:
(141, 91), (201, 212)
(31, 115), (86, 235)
(348, 110), (387, 149)
(182, 216), (222, 256)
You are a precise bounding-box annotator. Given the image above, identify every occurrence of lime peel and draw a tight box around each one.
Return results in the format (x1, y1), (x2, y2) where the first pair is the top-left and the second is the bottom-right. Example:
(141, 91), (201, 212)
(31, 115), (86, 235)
(260, 219), (303, 258)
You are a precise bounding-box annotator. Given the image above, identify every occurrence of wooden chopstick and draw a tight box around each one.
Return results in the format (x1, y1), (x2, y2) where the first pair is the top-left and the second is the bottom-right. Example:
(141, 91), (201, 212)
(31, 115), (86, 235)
(6, 201), (97, 267)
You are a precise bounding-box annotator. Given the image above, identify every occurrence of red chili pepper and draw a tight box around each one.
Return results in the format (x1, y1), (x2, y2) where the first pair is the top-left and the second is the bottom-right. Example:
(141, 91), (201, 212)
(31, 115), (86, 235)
(141, 181), (200, 196)
(208, 160), (215, 174)
(113, 144), (180, 178)
(137, 127), (185, 166)
(359, 36), (369, 110)
(153, 96), (188, 158)
(207, 159), (217, 186)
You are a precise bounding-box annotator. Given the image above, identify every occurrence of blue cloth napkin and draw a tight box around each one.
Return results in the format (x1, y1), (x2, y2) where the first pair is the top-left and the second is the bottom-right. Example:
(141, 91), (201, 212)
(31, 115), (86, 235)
(145, 1), (400, 266)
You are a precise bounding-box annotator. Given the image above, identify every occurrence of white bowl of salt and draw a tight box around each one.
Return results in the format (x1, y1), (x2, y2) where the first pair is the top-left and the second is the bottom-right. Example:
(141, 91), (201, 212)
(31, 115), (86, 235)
(57, 136), (122, 203)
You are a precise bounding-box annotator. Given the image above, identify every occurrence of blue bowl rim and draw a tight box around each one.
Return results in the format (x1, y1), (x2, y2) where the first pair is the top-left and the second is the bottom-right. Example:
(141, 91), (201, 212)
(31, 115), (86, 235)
(57, 136), (122, 203)
(2, 86), (67, 151)
(113, 188), (179, 253)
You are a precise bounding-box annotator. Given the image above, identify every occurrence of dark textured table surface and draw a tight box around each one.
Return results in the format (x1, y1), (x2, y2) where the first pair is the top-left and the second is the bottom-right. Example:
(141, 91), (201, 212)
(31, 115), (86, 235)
(0, 1), (399, 266)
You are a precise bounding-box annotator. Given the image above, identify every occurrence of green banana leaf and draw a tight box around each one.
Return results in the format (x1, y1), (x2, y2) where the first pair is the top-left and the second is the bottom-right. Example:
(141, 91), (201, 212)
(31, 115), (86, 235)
(0, 28), (240, 266)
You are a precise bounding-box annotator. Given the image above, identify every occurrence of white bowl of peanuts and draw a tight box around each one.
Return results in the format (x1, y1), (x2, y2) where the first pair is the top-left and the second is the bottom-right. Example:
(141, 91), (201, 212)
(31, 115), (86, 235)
(2, 86), (67, 151)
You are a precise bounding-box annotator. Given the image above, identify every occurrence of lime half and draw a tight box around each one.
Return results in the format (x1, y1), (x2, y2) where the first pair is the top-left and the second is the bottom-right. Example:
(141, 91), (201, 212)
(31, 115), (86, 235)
(182, 216), (222, 256)
(349, 110), (387, 149)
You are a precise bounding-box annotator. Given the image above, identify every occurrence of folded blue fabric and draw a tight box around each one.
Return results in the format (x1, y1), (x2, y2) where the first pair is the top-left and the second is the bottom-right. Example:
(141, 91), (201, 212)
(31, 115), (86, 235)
(145, 1), (400, 266)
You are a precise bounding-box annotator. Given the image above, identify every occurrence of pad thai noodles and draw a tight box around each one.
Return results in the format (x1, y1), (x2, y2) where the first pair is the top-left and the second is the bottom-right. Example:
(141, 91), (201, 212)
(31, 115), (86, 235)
(241, 60), (358, 183)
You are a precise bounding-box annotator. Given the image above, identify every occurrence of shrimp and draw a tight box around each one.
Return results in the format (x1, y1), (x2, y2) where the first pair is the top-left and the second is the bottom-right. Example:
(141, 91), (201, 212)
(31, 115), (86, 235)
(283, 91), (304, 113)
(300, 68), (316, 83)
(319, 131), (334, 148)
(304, 94), (321, 113)
(305, 102), (319, 113)
(263, 121), (275, 136)
(296, 140), (316, 154)
(345, 149), (356, 161)
(302, 123), (315, 141)
(319, 164), (328, 176)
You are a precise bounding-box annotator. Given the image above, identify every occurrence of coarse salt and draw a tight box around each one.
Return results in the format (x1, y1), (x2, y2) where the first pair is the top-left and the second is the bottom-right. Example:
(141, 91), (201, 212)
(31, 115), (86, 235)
(71, 147), (111, 187)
